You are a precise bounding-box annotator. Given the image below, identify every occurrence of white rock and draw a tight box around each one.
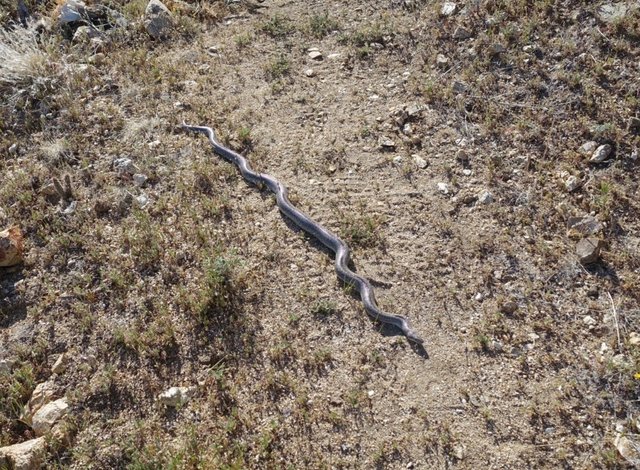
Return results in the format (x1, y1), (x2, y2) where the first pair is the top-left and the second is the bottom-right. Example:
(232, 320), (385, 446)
(0, 437), (46, 470)
(327, 53), (342, 60)
(0, 359), (15, 374)
(135, 194), (149, 208)
(144, 0), (173, 40)
(629, 332), (640, 346)
(615, 434), (640, 466)
(57, 0), (85, 25)
(564, 174), (582, 192)
(113, 158), (136, 175)
(393, 156), (403, 165)
(158, 386), (196, 407)
(437, 182), (449, 194)
(477, 190), (493, 204)
(441, 2), (457, 16)
(31, 398), (68, 437)
(590, 144), (612, 163)
(133, 174), (148, 187)
(412, 155), (428, 169)
(578, 141), (598, 155)
(308, 51), (323, 60)
(379, 136), (396, 149)
(436, 54), (449, 67)
(304, 68), (316, 77)
(583, 315), (597, 327)
(25, 382), (56, 420)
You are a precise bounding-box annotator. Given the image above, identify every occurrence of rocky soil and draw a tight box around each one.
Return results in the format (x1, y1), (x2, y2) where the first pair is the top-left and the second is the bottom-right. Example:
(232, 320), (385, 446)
(1, 0), (640, 468)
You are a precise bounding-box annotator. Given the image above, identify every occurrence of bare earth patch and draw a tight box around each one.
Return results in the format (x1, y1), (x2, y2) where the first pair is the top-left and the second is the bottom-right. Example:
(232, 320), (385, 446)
(1, 0), (640, 468)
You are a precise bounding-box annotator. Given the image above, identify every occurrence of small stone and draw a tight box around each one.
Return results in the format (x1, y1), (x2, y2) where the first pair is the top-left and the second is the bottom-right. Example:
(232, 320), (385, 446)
(436, 54), (449, 67)
(51, 353), (70, 375)
(453, 444), (465, 460)
(597, 3), (629, 23)
(453, 26), (472, 40)
(379, 136), (396, 150)
(327, 53), (342, 60)
(615, 434), (640, 466)
(0, 226), (24, 267)
(25, 382), (56, 421)
(578, 141), (598, 155)
(412, 155), (428, 169)
(57, 0), (85, 25)
(488, 43), (506, 55)
(590, 144), (613, 163)
(304, 68), (316, 77)
(576, 237), (603, 264)
(629, 332), (640, 346)
(8, 143), (18, 154)
(452, 81), (468, 93)
(437, 182), (449, 194)
(563, 174), (582, 192)
(0, 359), (16, 374)
(135, 194), (149, 208)
(148, 140), (161, 149)
(567, 215), (603, 236)
(474, 292), (483, 301)
(133, 174), (148, 187)
(500, 301), (518, 314)
(528, 332), (540, 342)
(441, 2), (457, 16)
(583, 315), (597, 327)
(628, 117), (640, 133)
(393, 156), (403, 165)
(31, 398), (68, 436)
(72, 25), (101, 43)
(113, 157), (136, 175)
(631, 148), (639, 161)
(158, 386), (196, 407)
(0, 437), (47, 470)
(477, 190), (493, 204)
(308, 51), (323, 60)
(367, 390), (375, 398)
(144, 0), (173, 39)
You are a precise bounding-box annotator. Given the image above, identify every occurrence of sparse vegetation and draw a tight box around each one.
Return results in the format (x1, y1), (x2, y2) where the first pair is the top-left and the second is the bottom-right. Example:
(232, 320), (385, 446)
(1, 0), (639, 468)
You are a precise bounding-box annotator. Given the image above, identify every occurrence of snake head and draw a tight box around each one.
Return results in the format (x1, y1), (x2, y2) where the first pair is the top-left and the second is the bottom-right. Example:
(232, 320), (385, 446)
(405, 329), (424, 345)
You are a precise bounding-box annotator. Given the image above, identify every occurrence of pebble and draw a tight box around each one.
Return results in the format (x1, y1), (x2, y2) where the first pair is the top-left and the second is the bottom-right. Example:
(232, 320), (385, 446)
(500, 301), (518, 314)
(0, 359), (15, 374)
(327, 53), (342, 60)
(576, 237), (603, 264)
(8, 143), (18, 154)
(629, 332), (640, 346)
(393, 156), (403, 165)
(563, 174), (582, 192)
(578, 141), (598, 155)
(615, 434), (640, 466)
(304, 68), (316, 77)
(379, 136), (396, 149)
(436, 54), (449, 67)
(308, 50), (323, 60)
(567, 215), (603, 236)
(441, 2), (457, 16)
(453, 26), (472, 40)
(133, 173), (148, 187)
(135, 194), (149, 208)
(437, 182), (450, 194)
(590, 144), (612, 163)
(158, 386), (196, 407)
(113, 157), (136, 175)
(412, 155), (428, 168)
(477, 190), (493, 204)
(583, 315), (597, 327)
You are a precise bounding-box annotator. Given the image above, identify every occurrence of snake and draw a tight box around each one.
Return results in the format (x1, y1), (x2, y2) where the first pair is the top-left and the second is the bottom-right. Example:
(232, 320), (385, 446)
(182, 123), (424, 345)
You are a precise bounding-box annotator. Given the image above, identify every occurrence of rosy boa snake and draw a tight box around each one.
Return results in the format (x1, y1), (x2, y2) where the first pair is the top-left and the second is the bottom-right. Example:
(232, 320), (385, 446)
(183, 123), (423, 345)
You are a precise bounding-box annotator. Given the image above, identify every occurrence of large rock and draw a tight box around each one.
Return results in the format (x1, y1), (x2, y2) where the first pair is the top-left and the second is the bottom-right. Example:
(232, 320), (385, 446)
(144, 0), (173, 39)
(0, 437), (46, 470)
(23, 381), (57, 422)
(576, 237), (603, 265)
(31, 398), (68, 437)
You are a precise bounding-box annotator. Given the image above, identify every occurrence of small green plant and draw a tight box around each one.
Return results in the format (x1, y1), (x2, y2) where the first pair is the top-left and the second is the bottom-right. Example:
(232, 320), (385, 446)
(235, 33), (252, 48)
(261, 15), (294, 38)
(0, 362), (35, 445)
(308, 12), (339, 38)
(195, 254), (243, 321)
(265, 55), (291, 80)
(311, 299), (338, 318)
(340, 214), (382, 248)
(237, 127), (252, 147)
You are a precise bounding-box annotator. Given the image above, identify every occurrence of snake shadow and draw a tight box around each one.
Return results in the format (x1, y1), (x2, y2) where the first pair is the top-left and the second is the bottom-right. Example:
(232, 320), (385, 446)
(277, 213), (429, 359)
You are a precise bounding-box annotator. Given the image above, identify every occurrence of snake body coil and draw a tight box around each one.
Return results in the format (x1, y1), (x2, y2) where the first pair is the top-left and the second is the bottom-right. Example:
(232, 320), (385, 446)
(183, 123), (423, 345)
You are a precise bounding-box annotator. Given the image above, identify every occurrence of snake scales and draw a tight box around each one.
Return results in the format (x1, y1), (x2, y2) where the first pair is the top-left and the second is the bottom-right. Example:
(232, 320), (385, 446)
(183, 123), (424, 345)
